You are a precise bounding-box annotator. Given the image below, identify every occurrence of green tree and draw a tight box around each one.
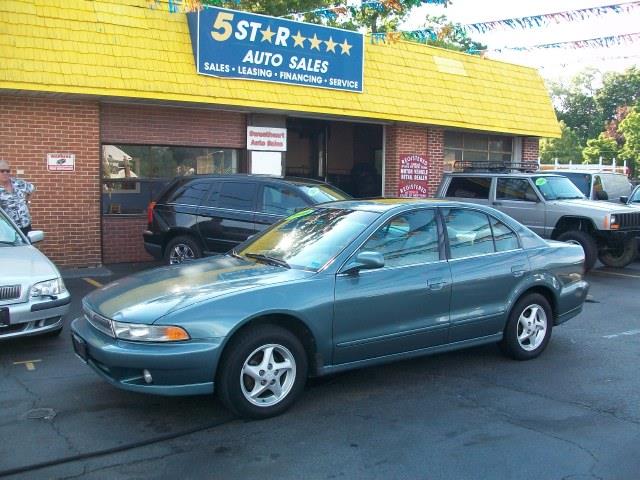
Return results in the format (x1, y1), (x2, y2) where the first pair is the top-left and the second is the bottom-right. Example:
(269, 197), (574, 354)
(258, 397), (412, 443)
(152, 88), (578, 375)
(618, 107), (640, 175)
(596, 67), (640, 124)
(539, 121), (582, 164)
(582, 133), (619, 164)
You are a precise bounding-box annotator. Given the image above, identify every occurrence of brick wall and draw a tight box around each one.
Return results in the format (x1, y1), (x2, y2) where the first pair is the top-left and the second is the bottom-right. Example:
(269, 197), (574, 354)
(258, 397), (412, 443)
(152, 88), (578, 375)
(384, 124), (444, 197)
(523, 137), (540, 163)
(101, 103), (247, 264)
(101, 104), (247, 147)
(0, 95), (101, 268)
(102, 216), (153, 264)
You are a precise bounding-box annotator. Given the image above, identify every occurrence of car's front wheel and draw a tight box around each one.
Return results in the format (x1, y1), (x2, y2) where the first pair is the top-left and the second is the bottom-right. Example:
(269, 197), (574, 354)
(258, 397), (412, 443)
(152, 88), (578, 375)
(499, 293), (553, 361)
(598, 237), (637, 268)
(216, 325), (308, 419)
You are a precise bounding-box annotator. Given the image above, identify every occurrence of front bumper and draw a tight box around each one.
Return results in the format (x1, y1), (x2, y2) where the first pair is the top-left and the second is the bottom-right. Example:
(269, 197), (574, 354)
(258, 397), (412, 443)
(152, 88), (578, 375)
(0, 292), (70, 340)
(70, 316), (223, 396)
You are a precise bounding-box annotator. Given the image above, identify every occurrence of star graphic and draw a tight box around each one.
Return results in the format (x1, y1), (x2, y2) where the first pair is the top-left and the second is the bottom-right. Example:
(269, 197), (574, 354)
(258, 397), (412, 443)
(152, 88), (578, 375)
(324, 36), (337, 53)
(339, 39), (352, 55)
(261, 26), (275, 43)
(292, 30), (306, 48)
(309, 33), (322, 51)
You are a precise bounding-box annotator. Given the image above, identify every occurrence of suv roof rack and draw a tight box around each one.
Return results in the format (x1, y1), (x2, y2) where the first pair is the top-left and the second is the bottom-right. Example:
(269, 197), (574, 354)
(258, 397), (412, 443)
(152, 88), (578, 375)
(453, 160), (539, 173)
(539, 159), (629, 175)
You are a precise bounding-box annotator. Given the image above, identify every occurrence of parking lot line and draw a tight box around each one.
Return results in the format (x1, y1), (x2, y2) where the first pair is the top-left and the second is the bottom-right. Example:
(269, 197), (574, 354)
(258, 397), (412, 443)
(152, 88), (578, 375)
(83, 278), (104, 288)
(13, 360), (41, 371)
(591, 270), (640, 279)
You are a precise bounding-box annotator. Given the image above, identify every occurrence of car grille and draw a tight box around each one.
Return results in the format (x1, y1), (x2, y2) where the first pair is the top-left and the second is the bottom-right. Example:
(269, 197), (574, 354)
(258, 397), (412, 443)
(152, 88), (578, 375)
(616, 212), (640, 229)
(0, 285), (21, 301)
(84, 307), (114, 337)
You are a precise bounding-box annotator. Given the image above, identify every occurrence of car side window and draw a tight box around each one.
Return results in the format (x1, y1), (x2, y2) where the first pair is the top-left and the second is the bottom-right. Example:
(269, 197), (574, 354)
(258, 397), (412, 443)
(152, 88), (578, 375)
(215, 182), (257, 211)
(360, 209), (439, 267)
(262, 185), (309, 216)
(445, 177), (491, 199)
(496, 178), (538, 202)
(167, 182), (210, 205)
(443, 208), (495, 259)
(489, 216), (520, 252)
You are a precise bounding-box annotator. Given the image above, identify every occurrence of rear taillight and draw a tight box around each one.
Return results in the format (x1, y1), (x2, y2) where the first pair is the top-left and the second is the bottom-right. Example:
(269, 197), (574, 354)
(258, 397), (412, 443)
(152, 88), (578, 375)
(147, 201), (156, 226)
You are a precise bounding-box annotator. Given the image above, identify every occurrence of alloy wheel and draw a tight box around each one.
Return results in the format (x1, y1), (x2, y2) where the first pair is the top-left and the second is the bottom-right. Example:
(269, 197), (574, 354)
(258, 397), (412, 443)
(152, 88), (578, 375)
(517, 304), (547, 351)
(169, 244), (195, 264)
(240, 344), (296, 407)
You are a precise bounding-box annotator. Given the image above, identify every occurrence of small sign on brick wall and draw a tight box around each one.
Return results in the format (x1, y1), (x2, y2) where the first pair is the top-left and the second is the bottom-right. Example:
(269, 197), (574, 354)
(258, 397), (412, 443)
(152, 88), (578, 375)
(398, 154), (429, 198)
(47, 153), (75, 172)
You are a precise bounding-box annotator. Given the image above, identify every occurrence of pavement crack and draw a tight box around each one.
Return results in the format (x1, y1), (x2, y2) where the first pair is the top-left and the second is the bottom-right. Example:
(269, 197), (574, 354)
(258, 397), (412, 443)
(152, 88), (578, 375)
(49, 417), (79, 456)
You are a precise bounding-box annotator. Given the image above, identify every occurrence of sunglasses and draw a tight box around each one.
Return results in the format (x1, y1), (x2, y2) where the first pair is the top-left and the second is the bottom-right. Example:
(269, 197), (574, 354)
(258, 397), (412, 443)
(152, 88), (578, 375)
(0, 170), (10, 173)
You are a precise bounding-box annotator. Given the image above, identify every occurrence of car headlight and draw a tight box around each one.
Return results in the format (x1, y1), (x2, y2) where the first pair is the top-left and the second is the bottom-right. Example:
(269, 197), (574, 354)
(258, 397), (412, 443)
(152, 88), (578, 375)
(30, 278), (67, 298)
(112, 321), (190, 342)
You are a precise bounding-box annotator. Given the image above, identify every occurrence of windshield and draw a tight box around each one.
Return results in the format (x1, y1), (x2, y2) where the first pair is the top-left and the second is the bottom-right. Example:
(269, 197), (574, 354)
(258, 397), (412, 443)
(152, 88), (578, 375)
(298, 184), (350, 204)
(533, 176), (586, 201)
(0, 211), (25, 246)
(238, 208), (378, 271)
(630, 186), (640, 203)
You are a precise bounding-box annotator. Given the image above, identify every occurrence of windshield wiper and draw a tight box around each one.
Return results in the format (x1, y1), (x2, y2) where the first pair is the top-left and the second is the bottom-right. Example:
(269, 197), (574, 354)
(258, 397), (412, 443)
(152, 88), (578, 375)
(245, 253), (290, 269)
(229, 249), (243, 259)
(0, 240), (19, 245)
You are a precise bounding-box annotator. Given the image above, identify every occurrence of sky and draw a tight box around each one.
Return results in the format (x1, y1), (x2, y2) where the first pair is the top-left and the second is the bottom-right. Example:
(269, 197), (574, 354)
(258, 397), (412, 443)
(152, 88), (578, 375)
(403, 0), (640, 81)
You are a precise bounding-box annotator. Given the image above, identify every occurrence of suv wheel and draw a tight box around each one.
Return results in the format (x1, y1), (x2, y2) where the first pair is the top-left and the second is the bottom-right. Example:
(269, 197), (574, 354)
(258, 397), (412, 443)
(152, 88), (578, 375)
(557, 230), (597, 271)
(216, 325), (308, 419)
(598, 237), (637, 268)
(164, 235), (202, 265)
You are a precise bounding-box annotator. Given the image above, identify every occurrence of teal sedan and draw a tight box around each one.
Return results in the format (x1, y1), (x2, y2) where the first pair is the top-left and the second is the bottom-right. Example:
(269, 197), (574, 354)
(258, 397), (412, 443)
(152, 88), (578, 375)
(71, 199), (589, 418)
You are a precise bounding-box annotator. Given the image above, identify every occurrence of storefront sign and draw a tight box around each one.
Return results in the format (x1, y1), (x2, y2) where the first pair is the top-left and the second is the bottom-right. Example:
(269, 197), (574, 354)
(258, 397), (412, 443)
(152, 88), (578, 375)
(46, 153), (75, 172)
(187, 7), (363, 93)
(247, 127), (287, 151)
(399, 154), (429, 198)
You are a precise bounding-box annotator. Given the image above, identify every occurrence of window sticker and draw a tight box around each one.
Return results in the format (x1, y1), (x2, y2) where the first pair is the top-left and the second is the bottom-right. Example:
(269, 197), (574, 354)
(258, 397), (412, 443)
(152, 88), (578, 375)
(535, 178), (547, 186)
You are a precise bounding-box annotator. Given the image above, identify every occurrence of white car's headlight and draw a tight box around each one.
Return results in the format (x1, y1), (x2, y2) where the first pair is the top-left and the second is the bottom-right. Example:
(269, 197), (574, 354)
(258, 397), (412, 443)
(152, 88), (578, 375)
(30, 278), (67, 298)
(112, 321), (190, 342)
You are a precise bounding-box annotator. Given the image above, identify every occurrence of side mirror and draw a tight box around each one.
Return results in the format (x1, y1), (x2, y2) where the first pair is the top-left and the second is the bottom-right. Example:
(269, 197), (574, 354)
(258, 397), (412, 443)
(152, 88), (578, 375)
(27, 230), (45, 243)
(619, 196), (629, 204)
(342, 251), (385, 275)
(595, 190), (609, 201)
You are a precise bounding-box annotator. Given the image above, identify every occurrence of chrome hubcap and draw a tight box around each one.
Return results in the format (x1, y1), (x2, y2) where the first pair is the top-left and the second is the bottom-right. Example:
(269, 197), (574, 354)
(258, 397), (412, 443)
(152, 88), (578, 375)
(169, 244), (195, 264)
(241, 344), (296, 407)
(517, 304), (547, 351)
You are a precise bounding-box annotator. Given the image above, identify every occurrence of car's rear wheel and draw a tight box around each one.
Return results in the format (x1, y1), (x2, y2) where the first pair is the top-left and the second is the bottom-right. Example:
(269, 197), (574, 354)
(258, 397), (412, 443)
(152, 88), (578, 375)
(499, 293), (553, 361)
(164, 235), (202, 265)
(557, 230), (597, 271)
(598, 237), (637, 268)
(216, 325), (308, 419)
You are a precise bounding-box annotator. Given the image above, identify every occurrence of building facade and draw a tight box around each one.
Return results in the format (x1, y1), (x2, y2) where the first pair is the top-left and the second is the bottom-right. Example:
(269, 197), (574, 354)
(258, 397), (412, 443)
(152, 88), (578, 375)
(0, 1), (560, 268)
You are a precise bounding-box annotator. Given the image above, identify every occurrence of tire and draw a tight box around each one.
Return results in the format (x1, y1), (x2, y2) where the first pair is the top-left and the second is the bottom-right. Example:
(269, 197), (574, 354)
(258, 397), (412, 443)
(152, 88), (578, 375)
(216, 325), (308, 419)
(557, 230), (597, 272)
(164, 235), (202, 265)
(598, 237), (637, 268)
(499, 293), (553, 361)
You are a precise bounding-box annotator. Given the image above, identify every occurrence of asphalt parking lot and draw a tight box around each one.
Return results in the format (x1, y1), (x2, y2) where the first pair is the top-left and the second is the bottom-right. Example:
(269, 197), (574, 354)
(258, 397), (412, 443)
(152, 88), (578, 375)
(1, 261), (639, 479)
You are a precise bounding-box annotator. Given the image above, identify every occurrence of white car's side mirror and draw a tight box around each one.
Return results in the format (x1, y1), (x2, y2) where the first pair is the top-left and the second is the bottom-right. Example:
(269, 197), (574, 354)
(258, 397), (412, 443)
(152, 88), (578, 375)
(27, 230), (45, 243)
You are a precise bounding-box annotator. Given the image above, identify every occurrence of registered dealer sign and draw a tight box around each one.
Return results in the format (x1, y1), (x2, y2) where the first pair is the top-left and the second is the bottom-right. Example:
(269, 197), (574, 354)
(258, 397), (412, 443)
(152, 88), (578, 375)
(187, 7), (364, 92)
(47, 153), (75, 172)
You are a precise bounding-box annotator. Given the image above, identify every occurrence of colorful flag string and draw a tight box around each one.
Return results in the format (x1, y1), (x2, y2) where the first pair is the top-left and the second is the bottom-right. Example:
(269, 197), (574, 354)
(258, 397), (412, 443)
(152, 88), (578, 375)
(462, 1), (640, 34)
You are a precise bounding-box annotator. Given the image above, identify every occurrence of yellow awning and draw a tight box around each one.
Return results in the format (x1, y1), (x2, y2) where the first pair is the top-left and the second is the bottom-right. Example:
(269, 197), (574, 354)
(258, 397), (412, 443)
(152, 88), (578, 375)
(0, 0), (561, 138)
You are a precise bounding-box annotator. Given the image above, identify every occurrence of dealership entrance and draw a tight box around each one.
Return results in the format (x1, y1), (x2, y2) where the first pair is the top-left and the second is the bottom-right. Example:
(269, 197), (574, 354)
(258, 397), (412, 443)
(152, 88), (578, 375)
(285, 118), (383, 198)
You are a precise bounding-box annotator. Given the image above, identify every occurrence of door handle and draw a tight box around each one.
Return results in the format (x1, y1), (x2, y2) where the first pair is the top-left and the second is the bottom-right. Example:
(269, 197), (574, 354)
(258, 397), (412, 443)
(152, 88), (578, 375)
(511, 265), (526, 277)
(427, 279), (447, 290)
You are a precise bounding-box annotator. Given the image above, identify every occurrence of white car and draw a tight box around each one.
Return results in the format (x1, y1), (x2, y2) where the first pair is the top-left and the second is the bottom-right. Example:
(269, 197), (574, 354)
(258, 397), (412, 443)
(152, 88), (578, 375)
(0, 208), (70, 339)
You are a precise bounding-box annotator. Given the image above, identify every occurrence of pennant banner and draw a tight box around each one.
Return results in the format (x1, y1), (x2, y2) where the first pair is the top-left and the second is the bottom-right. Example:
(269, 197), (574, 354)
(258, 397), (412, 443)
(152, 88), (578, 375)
(463, 1), (640, 34)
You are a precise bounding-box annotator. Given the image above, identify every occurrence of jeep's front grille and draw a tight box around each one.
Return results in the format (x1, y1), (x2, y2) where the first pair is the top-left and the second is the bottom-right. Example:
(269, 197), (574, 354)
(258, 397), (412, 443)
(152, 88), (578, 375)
(84, 307), (114, 337)
(0, 285), (21, 301)
(616, 212), (640, 229)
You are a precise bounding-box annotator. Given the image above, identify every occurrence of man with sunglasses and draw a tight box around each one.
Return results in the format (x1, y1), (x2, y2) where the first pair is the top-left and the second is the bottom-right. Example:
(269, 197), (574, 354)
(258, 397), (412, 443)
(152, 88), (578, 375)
(0, 159), (36, 236)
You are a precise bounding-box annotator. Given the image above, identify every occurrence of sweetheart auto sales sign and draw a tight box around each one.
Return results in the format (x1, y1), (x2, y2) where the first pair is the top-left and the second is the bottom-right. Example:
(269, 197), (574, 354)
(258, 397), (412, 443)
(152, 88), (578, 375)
(399, 154), (429, 198)
(187, 7), (364, 92)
